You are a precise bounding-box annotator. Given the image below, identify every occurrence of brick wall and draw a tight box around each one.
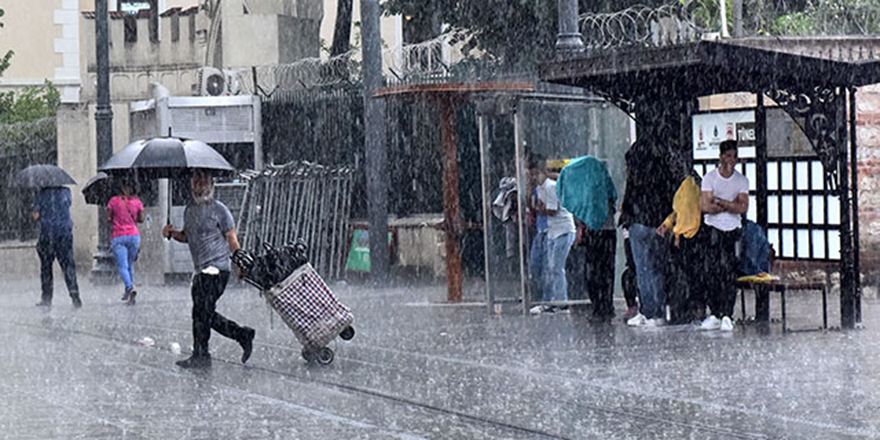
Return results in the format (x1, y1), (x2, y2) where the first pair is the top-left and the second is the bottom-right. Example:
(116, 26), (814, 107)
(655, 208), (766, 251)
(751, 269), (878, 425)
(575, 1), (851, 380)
(857, 83), (880, 285)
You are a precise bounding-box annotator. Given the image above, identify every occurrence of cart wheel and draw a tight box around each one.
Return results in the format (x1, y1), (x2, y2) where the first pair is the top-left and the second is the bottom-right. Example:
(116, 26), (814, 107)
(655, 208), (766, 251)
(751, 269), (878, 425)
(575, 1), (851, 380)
(339, 326), (355, 341)
(301, 348), (316, 363)
(316, 347), (334, 365)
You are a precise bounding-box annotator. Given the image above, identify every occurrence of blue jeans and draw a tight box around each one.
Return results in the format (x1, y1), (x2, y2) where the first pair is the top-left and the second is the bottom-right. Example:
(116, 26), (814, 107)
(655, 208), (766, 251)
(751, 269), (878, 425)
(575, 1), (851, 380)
(628, 223), (668, 319)
(111, 235), (140, 292)
(528, 230), (548, 300)
(544, 232), (575, 302)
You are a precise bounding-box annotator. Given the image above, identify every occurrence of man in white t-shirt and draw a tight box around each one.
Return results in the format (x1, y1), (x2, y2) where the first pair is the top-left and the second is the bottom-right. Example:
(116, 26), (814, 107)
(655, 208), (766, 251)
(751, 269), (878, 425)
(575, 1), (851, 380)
(699, 140), (749, 332)
(529, 157), (576, 314)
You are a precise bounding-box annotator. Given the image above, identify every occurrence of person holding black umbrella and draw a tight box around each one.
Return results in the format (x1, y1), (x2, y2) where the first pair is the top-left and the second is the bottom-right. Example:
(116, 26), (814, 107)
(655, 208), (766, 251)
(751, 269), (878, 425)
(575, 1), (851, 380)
(107, 177), (144, 305)
(14, 164), (82, 309)
(33, 186), (81, 308)
(162, 170), (255, 369)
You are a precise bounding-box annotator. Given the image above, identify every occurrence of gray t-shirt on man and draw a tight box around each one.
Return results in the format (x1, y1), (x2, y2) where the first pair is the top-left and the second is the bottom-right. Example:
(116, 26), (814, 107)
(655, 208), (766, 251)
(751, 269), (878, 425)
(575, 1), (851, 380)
(184, 200), (235, 272)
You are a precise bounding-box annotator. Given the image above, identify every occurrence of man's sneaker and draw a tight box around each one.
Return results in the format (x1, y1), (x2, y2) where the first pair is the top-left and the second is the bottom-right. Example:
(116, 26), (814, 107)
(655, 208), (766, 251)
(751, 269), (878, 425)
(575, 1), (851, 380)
(626, 313), (647, 327)
(71, 295), (82, 309)
(621, 306), (639, 322)
(720, 316), (734, 332)
(239, 327), (256, 364)
(121, 290), (131, 302)
(700, 315), (721, 330)
(35, 300), (51, 307)
(176, 355), (212, 369)
(530, 305), (556, 315)
(645, 318), (665, 327)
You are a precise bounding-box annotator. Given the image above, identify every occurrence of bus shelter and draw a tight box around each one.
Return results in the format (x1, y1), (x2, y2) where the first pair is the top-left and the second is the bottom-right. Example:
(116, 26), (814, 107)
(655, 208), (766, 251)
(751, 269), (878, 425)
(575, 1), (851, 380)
(376, 82), (632, 312)
(540, 39), (880, 328)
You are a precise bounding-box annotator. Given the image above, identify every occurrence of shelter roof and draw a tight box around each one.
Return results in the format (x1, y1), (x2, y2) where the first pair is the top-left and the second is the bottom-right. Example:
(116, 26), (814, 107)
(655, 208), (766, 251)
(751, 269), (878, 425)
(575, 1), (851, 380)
(540, 38), (880, 101)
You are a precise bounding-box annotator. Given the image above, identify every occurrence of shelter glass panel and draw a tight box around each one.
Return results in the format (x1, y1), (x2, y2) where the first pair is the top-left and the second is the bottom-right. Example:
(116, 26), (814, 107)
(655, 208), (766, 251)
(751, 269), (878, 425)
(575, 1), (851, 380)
(813, 230), (827, 259)
(797, 230), (810, 259)
(782, 229), (795, 258)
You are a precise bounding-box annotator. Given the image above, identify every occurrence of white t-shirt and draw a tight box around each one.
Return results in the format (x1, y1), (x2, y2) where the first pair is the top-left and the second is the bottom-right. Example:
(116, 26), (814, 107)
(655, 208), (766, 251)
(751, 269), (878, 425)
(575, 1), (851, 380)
(702, 168), (749, 232)
(537, 178), (576, 240)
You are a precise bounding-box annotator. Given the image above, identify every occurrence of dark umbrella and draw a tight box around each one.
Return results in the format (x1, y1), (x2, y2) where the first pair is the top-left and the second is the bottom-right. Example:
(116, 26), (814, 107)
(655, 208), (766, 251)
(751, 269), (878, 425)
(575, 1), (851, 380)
(12, 164), (77, 188)
(81, 172), (114, 205)
(98, 137), (234, 178)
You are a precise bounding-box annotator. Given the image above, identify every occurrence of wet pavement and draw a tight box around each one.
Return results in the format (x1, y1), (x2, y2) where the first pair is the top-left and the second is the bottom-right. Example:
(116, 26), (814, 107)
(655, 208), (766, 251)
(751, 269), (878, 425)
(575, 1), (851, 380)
(1, 275), (879, 439)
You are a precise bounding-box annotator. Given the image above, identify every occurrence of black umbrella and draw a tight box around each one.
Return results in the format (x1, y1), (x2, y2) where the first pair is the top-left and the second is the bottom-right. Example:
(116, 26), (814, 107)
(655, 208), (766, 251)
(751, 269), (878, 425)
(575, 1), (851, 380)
(98, 137), (234, 177)
(12, 164), (77, 188)
(81, 172), (114, 205)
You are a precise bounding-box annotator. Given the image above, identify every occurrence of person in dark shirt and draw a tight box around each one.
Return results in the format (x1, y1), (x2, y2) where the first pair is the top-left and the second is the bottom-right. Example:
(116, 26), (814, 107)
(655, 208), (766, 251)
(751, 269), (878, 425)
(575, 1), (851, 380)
(619, 137), (677, 327)
(33, 187), (81, 308)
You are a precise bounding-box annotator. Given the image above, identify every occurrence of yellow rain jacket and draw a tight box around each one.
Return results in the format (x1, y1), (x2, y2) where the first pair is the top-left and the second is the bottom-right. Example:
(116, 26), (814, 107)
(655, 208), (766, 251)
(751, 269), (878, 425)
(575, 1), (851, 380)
(661, 176), (701, 243)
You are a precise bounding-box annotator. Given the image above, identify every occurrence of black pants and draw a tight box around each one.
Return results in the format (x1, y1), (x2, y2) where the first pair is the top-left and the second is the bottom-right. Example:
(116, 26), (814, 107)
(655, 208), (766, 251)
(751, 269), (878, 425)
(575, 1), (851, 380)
(703, 227), (741, 319)
(621, 237), (639, 309)
(191, 271), (249, 357)
(583, 230), (617, 317)
(37, 232), (79, 304)
(666, 233), (704, 324)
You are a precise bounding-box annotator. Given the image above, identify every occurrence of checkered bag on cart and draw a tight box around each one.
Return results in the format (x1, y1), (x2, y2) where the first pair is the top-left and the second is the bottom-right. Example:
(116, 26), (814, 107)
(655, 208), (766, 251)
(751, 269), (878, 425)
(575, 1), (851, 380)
(266, 262), (354, 348)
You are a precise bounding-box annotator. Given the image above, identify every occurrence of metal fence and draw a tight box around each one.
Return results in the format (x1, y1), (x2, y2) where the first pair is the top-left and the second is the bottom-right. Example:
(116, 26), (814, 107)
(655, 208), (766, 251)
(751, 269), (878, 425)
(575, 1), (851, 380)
(237, 161), (355, 280)
(0, 118), (57, 242)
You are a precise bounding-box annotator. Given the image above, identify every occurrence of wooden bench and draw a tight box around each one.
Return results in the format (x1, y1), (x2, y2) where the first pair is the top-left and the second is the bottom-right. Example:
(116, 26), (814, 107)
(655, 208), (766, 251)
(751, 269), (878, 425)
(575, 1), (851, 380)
(736, 279), (828, 332)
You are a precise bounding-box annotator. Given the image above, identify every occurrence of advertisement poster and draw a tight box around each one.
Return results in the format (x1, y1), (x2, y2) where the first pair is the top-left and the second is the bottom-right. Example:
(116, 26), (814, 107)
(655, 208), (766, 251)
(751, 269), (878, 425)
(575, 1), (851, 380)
(692, 110), (756, 159)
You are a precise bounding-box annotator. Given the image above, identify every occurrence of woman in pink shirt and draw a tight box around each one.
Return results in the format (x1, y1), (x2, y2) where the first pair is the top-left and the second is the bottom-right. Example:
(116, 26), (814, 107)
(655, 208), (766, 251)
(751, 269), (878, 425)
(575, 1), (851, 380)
(107, 179), (144, 304)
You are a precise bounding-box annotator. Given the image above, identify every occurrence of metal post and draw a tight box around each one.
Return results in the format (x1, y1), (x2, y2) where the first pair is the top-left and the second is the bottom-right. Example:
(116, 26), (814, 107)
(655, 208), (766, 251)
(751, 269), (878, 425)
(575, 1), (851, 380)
(360, 0), (390, 282)
(755, 92), (770, 322)
(514, 108), (530, 314)
(92, 0), (116, 281)
(477, 113), (494, 313)
(733, 0), (743, 38)
(440, 96), (463, 303)
(555, 0), (584, 53)
(849, 87), (862, 323)
(838, 87), (856, 329)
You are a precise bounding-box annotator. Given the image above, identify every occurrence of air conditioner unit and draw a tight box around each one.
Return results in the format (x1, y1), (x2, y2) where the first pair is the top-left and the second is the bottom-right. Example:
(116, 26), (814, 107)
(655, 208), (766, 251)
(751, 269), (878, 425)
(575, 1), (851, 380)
(196, 67), (240, 96)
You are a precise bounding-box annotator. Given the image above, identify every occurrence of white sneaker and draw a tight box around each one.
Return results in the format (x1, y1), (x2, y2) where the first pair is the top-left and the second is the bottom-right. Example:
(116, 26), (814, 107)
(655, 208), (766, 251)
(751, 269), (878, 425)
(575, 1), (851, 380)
(700, 315), (721, 331)
(627, 313), (647, 327)
(720, 316), (734, 332)
(645, 318), (665, 327)
(529, 305), (544, 315)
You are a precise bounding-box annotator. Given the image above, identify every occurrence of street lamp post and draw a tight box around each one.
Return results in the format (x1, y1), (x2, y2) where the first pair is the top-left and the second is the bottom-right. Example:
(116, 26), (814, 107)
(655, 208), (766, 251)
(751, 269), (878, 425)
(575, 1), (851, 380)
(556, 0), (584, 53)
(360, 0), (390, 283)
(92, 0), (116, 281)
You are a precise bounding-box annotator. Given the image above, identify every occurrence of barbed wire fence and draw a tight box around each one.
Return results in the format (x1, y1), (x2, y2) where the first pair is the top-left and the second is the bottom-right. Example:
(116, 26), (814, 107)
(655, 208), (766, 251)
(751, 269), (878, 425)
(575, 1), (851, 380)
(579, 3), (705, 51)
(233, 30), (470, 96)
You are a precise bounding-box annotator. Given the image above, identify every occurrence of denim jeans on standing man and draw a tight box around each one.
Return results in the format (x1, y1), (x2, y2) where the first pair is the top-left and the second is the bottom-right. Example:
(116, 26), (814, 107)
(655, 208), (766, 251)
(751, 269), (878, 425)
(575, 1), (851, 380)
(628, 223), (668, 319)
(543, 232), (575, 302)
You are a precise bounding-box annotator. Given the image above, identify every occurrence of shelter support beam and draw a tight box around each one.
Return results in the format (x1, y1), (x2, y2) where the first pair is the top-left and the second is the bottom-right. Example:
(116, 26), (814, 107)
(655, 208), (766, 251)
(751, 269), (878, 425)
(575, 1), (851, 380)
(850, 87), (862, 323)
(755, 92), (771, 322)
(836, 87), (856, 329)
(440, 97), (463, 303)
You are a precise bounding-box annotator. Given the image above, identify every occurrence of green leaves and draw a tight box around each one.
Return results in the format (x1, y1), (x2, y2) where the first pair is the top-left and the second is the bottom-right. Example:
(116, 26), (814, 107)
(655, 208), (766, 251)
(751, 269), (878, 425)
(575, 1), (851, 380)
(0, 82), (60, 124)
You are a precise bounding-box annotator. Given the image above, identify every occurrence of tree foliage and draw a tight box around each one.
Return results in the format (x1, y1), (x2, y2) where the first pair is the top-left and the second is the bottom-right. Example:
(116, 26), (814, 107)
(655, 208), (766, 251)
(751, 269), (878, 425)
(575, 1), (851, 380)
(0, 82), (60, 124)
